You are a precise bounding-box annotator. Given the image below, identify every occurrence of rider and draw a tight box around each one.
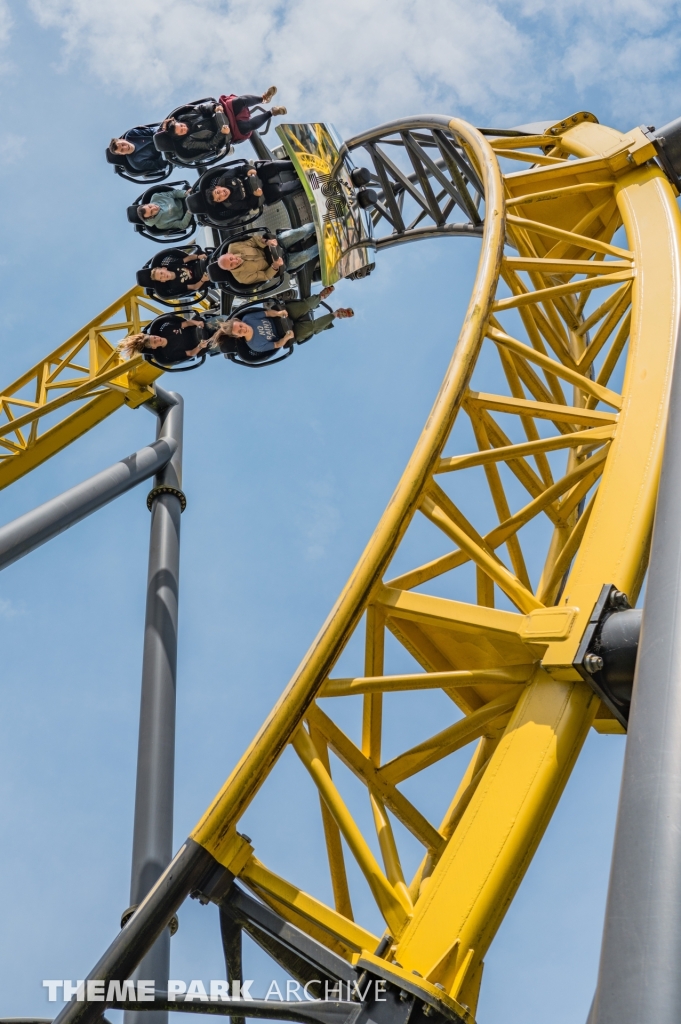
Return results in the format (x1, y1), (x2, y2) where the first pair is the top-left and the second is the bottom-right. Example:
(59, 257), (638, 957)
(143, 251), (209, 296)
(109, 127), (167, 175)
(216, 225), (319, 284)
(155, 89), (285, 158)
(157, 100), (230, 157)
(119, 316), (207, 365)
(207, 165), (263, 215)
(136, 188), (192, 232)
(211, 287), (354, 355)
(218, 88), (286, 146)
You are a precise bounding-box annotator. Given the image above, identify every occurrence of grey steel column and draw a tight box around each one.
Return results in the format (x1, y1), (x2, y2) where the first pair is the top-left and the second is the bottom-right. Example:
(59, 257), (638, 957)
(591, 339), (681, 1023)
(125, 388), (184, 1024)
(0, 438), (176, 572)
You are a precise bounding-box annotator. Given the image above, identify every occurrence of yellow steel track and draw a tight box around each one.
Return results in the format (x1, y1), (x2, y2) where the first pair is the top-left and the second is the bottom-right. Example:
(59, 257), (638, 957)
(183, 116), (680, 1021)
(0, 288), (166, 490)
(3, 114), (679, 1020)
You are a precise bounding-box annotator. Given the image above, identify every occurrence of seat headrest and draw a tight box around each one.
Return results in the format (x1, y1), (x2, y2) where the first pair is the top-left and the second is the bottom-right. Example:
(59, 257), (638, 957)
(207, 262), (232, 283)
(154, 131), (176, 153)
(106, 149), (126, 165)
(186, 193), (206, 214)
(236, 337), (271, 363)
(127, 206), (142, 223)
(145, 314), (177, 334)
(136, 268), (154, 288)
(216, 334), (239, 356)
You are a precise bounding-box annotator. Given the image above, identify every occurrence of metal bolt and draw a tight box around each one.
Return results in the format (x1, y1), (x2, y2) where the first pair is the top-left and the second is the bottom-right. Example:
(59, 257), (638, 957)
(609, 589), (630, 611)
(585, 653), (604, 674)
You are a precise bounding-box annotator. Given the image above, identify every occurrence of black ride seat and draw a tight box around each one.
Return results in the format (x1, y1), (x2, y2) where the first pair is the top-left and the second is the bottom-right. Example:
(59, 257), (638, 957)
(105, 123), (172, 183)
(126, 181), (196, 243)
(135, 244), (210, 306)
(141, 313), (208, 372)
(186, 160), (264, 229)
(206, 231), (289, 300)
(254, 160), (304, 203)
(153, 98), (230, 170)
(215, 299), (295, 368)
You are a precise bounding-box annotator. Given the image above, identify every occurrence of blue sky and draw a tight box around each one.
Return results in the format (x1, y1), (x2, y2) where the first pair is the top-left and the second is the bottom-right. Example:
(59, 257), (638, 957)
(1, 2), (681, 1023)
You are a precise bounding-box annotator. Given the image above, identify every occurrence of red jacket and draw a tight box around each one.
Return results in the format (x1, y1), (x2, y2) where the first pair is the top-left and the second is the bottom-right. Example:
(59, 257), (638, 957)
(219, 95), (253, 143)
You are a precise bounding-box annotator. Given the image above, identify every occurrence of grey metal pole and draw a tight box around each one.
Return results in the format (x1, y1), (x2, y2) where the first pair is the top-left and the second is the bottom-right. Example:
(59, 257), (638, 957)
(0, 439), (176, 572)
(125, 389), (184, 1024)
(591, 341), (681, 1023)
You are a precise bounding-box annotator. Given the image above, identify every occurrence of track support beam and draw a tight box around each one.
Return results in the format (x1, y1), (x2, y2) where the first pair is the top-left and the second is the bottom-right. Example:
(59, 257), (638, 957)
(591, 323), (681, 1023)
(0, 438), (176, 572)
(126, 388), (184, 1024)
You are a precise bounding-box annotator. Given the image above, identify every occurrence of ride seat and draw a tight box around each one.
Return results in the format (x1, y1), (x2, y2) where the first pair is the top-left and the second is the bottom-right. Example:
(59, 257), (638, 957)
(186, 160), (264, 229)
(127, 182), (196, 244)
(141, 312), (208, 372)
(135, 245), (210, 306)
(216, 299), (296, 367)
(153, 98), (230, 170)
(254, 160), (303, 203)
(207, 231), (289, 299)
(105, 124), (172, 184)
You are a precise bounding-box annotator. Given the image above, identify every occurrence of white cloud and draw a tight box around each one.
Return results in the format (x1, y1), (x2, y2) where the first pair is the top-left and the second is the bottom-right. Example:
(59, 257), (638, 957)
(26, 0), (539, 131)
(0, 0), (10, 46)
(503, 0), (681, 122)
(0, 0), (12, 70)
(0, 596), (24, 618)
(0, 132), (26, 164)
(25, 0), (681, 132)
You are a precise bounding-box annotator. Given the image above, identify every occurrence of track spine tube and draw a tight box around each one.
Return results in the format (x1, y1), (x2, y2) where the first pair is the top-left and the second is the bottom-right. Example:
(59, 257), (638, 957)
(0, 439), (177, 572)
(591, 264), (681, 1021)
(126, 389), (184, 1024)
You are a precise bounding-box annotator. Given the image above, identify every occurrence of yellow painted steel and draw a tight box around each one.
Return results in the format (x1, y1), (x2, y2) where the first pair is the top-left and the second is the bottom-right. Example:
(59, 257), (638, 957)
(189, 123), (505, 888)
(180, 114), (681, 1022)
(2, 113), (676, 1022)
(0, 287), (169, 490)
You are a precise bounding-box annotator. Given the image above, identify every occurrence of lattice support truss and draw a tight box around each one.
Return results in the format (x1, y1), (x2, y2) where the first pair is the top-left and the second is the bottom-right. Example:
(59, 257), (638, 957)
(0, 288), (171, 490)
(344, 116), (486, 248)
(23, 115), (679, 1024)
(186, 117), (676, 1023)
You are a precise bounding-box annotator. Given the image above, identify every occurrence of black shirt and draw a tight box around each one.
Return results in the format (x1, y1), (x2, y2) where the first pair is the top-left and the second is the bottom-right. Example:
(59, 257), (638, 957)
(155, 255), (207, 296)
(148, 316), (203, 364)
(207, 170), (263, 215)
(174, 102), (227, 155)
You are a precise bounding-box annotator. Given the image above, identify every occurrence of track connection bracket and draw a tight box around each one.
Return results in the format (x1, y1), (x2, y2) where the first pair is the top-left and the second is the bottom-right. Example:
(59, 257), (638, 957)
(573, 584), (642, 728)
(190, 878), (472, 1024)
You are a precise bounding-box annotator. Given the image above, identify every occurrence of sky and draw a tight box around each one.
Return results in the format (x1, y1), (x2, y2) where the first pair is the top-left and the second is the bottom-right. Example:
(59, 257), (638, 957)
(1, 2), (681, 1023)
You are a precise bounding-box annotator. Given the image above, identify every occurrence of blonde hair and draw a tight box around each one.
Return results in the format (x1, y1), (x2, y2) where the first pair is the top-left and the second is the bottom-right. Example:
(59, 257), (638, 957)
(207, 321), (236, 344)
(118, 333), (148, 357)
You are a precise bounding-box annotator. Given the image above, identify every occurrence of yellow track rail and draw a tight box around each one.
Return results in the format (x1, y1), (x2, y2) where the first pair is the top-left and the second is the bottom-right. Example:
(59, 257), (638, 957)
(0, 288), (166, 490)
(177, 117), (680, 1021)
(2, 114), (678, 1022)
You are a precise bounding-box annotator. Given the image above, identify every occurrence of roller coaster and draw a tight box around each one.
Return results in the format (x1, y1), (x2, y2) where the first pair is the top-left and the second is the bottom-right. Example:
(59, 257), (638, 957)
(3, 107), (681, 1024)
